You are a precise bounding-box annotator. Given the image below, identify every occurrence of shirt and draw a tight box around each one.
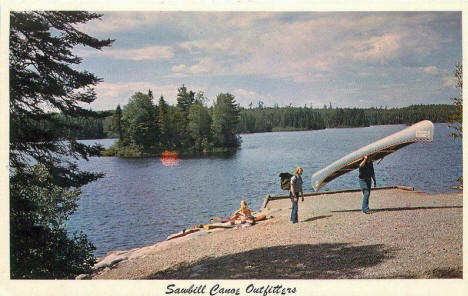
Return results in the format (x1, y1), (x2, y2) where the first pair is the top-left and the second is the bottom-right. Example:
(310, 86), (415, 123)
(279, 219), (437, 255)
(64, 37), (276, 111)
(290, 175), (303, 192)
(359, 161), (375, 180)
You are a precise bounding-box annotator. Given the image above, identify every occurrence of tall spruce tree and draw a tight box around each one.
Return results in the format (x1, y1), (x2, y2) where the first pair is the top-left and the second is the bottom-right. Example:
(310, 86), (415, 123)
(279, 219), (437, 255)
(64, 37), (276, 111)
(113, 105), (123, 141)
(176, 85), (196, 146)
(121, 92), (157, 151)
(157, 96), (170, 149)
(9, 11), (113, 278)
(212, 93), (241, 147)
(176, 84), (195, 114)
(188, 101), (212, 151)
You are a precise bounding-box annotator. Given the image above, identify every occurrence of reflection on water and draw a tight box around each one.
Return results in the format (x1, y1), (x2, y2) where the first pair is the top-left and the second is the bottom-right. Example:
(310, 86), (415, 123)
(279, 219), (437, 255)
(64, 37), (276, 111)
(69, 123), (462, 256)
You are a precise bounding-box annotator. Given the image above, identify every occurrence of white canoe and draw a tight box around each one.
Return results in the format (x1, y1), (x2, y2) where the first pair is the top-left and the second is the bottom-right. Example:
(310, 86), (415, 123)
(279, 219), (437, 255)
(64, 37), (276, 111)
(310, 120), (434, 192)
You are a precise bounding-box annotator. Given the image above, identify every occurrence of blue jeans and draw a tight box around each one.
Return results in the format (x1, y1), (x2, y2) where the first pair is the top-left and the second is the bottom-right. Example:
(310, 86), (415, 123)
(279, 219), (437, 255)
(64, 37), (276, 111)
(359, 178), (371, 212)
(290, 192), (299, 223)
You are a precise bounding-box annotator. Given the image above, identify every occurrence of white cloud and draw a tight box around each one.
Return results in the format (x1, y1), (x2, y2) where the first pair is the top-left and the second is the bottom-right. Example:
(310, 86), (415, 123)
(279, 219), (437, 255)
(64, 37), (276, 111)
(352, 33), (402, 62)
(235, 88), (258, 97)
(83, 12), (456, 84)
(77, 45), (174, 61)
(171, 64), (187, 72)
(78, 12), (162, 34)
(442, 76), (456, 88)
(178, 38), (232, 54)
(175, 15), (410, 82)
(229, 88), (280, 107)
(422, 66), (440, 75)
(169, 58), (216, 77)
(74, 12), (460, 109)
(91, 82), (182, 110)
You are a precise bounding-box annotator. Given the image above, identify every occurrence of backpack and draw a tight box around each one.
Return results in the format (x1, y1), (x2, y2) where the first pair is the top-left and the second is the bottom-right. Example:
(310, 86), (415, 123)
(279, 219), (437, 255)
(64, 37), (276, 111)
(279, 172), (293, 190)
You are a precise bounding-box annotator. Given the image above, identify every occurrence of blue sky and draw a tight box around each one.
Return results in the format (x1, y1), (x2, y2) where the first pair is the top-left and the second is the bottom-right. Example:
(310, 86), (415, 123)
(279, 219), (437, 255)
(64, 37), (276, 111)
(75, 11), (461, 110)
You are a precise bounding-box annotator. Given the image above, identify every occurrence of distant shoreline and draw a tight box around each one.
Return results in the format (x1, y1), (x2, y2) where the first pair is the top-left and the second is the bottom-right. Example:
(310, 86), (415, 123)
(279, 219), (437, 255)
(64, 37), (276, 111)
(81, 121), (456, 142)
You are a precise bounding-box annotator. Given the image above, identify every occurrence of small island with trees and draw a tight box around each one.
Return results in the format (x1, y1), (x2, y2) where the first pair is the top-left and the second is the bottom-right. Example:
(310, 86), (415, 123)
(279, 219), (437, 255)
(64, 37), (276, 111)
(103, 86), (241, 157)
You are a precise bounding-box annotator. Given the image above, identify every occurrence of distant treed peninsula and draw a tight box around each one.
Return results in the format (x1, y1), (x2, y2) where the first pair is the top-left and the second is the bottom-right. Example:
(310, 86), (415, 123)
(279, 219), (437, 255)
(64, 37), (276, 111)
(50, 85), (456, 156)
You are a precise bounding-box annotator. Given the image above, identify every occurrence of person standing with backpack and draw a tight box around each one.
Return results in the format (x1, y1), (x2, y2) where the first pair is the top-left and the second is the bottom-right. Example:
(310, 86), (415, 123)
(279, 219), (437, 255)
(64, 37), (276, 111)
(290, 167), (304, 224)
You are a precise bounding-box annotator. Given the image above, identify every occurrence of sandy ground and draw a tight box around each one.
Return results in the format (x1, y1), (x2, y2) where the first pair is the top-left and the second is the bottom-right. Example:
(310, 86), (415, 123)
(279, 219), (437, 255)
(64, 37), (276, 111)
(91, 188), (462, 279)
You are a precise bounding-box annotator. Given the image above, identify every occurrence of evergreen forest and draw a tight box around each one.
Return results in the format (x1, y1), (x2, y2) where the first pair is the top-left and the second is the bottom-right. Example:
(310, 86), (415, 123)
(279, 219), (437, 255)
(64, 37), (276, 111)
(58, 99), (457, 146)
(103, 87), (241, 157)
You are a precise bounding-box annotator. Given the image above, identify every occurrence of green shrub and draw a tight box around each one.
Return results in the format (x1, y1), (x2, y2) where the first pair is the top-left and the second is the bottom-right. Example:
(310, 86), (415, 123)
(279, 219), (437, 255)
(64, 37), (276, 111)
(10, 165), (96, 279)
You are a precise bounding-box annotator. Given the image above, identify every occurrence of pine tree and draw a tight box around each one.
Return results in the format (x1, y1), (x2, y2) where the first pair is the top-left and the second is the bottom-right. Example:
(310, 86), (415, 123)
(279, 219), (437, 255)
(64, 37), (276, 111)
(212, 93), (241, 147)
(158, 96), (170, 149)
(176, 85), (195, 114)
(121, 92), (157, 151)
(176, 85), (196, 146)
(188, 102), (212, 151)
(9, 11), (113, 278)
(113, 105), (123, 141)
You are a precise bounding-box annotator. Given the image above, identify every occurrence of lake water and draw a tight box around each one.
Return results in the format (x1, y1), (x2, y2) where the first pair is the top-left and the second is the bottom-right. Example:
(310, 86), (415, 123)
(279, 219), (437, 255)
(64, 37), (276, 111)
(68, 123), (462, 256)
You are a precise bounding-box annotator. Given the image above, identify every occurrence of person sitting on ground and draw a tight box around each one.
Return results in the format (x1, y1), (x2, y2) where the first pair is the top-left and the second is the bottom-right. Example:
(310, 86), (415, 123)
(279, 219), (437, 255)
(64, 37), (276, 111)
(231, 200), (252, 219)
(230, 200), (255, 224)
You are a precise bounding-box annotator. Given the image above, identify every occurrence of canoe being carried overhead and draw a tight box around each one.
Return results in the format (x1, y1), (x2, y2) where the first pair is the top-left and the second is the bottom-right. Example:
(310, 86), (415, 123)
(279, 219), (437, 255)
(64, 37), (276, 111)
(310, 120), (434, 192)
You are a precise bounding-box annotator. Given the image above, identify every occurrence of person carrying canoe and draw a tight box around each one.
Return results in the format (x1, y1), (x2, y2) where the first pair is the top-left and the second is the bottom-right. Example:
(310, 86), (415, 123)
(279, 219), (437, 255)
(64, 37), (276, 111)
(290, 167), (304, 223)
(359, 155), (376, 214)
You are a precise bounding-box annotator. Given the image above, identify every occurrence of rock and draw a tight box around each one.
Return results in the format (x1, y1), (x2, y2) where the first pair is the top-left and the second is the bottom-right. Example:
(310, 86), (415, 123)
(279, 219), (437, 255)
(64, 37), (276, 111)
(93, 253), (129, 270)
(191, 265), (205, 272)
(189, 272), (200, 278)
(209, 217), (223, 223)
(93, 261), (108, 270)
(109, 255), (127, 266)
(75, 274), (90, 280)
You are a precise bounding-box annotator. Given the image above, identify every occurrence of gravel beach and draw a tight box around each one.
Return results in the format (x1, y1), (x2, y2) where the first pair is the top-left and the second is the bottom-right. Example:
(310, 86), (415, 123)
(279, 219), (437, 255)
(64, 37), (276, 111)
(90, 188), (462, 279)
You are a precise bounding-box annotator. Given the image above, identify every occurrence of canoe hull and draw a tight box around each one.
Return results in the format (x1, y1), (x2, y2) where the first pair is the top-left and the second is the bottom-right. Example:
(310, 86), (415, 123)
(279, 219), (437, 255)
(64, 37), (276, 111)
(311, 120), (434, 192)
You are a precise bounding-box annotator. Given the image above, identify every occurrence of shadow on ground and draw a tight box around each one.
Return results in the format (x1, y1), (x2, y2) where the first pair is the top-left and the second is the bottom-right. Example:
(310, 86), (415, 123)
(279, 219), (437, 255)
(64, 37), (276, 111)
(146, 243), (395, 279)
(303, 215), (332, 222)
(332, 206), (462, 213)
(379, 267), (462, 279)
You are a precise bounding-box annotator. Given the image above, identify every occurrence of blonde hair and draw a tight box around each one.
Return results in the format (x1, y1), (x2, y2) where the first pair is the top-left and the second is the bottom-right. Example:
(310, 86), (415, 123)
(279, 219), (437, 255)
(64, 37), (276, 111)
(240, 200), (249, 211)
(294, 167), (303, 175)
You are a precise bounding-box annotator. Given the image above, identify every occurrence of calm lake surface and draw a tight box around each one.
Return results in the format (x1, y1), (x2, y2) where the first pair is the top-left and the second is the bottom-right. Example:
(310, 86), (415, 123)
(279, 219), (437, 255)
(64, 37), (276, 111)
(69, 123), (462, 256)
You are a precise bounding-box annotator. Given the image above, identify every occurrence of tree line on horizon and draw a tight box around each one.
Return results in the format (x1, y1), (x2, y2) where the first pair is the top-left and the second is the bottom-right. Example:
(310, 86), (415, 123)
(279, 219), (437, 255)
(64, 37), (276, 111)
(58, 102), (457, 139)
